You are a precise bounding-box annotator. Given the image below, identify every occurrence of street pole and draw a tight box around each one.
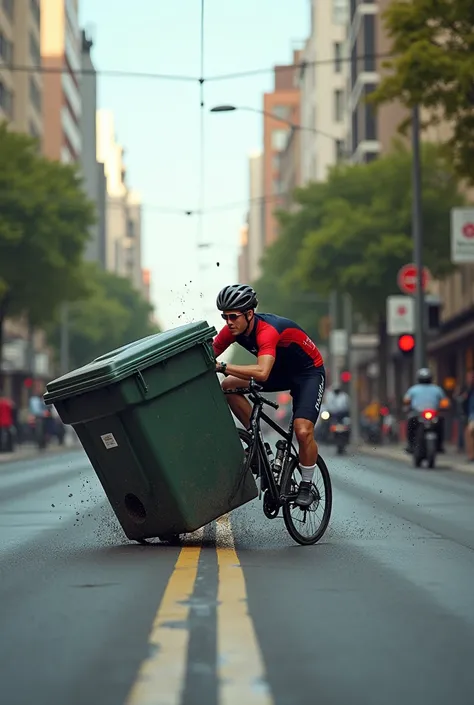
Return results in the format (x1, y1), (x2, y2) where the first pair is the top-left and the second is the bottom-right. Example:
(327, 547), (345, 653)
(412, 104), (426, 372)
(60, 302), (69, 376)
(343, 294), (360, 444)
(329, 290), (338, 385)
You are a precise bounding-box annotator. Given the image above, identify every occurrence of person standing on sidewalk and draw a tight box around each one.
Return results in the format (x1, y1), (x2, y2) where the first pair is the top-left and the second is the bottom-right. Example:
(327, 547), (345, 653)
(458, 370), (474, 462)
(0, 378), (14, 452)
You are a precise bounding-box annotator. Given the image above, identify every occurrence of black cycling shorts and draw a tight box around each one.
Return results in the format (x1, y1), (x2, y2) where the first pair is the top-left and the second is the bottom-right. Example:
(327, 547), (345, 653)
(261, 366), (326, 424)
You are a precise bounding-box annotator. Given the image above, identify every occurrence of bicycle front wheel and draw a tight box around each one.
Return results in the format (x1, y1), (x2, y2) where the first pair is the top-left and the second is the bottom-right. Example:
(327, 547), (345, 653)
(281, 454), (332, 545)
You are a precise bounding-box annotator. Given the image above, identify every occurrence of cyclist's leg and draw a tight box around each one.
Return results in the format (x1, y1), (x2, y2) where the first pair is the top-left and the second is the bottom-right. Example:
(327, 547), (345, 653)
(221, 376), (252, 429)
(291, 368), (326, 507)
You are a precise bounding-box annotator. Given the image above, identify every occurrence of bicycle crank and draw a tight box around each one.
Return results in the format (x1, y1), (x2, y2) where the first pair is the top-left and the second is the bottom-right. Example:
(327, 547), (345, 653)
(263, 490), (280, 519)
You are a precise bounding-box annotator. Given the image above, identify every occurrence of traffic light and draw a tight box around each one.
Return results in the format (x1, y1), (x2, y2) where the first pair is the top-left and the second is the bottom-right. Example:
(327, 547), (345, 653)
(340, 370), (351, 384)
(397, 333), (415, 356)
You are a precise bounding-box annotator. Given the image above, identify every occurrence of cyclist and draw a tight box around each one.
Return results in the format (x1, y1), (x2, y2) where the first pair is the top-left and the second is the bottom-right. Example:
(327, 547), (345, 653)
(213, 284), (325, 507)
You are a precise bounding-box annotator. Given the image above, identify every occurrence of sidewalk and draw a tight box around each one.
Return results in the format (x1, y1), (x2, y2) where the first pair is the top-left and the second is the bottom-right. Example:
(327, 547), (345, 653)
(359, 441), (474, 475)
(0, 439), (80, 465)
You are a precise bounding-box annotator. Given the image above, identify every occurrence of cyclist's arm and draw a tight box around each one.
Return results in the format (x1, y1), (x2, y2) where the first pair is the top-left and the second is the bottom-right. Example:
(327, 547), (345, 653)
(219, 325), (279, 383)
(213, 326), (234, 358)
(220, 355), (275, 383)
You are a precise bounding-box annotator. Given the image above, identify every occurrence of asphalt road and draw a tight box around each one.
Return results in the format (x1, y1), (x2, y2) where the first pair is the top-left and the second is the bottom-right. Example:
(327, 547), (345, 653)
(1, 445), (474, 705)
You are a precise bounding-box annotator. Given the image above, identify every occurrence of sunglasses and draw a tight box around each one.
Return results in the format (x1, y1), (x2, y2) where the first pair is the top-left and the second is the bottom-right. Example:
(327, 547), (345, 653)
(221, 313), (245, 322)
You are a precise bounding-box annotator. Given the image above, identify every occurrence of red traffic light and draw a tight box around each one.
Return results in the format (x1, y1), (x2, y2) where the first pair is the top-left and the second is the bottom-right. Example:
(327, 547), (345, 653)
(398, 334), (415, 353)
(24, 377), (33, 388)
(340, 370), (351, 383)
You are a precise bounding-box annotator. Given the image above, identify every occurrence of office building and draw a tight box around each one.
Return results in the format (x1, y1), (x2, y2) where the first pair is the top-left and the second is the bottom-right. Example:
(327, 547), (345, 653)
(41, 0), (81, 163)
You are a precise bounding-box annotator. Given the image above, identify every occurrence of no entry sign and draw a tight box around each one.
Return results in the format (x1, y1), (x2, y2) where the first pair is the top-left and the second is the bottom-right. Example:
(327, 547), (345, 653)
(397, 263), (430, 295)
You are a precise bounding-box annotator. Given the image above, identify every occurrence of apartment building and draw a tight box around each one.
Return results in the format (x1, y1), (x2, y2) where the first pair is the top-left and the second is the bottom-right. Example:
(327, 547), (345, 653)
(263, 51), (301, 246)
(300, 0), (349, 182)
(0, 0), (43, 139)
(279, 127), (301, 212)
(348, 0), (474, 387)
(237, 221), (250, 284)
(96, 109), (143, 290)
(80, 29), (107, 266)
(41, 0), (81, 163)
(246, 151), (265, 282)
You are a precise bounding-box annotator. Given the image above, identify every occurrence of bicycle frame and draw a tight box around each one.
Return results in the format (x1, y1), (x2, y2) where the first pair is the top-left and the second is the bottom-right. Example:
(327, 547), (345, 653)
(226, 387), (299, 504)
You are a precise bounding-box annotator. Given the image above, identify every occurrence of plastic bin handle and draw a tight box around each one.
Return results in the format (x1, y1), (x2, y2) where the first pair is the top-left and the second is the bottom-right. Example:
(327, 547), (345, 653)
(135, 370), (149, 397)
(202, 341), (216, 368)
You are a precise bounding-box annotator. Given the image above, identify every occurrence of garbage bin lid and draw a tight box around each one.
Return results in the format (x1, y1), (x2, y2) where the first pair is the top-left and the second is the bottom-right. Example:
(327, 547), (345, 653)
(44, 320), (216, 402)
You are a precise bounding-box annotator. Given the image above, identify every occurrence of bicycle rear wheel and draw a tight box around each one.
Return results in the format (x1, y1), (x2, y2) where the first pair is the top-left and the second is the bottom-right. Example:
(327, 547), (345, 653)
(281, 454), (332, 545)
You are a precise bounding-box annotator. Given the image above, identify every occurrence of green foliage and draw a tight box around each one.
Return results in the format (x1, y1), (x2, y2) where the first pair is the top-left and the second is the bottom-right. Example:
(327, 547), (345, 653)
(369, 0), (474, 181)
(279, 143), (463, 322)
(229, 197), (330, 365)
(0, 122), (95, 326)
(47, 264), (160, 369)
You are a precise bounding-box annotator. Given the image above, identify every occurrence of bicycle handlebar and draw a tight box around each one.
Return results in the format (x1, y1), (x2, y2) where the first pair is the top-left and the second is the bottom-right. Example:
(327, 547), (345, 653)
(223, 378), (279, 410)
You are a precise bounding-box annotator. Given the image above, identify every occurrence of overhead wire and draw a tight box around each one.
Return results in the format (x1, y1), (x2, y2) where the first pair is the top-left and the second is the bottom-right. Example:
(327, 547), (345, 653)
(2, 51), (394, 82)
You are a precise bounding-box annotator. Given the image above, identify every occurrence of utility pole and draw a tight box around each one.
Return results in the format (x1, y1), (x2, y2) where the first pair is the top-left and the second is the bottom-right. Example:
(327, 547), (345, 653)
(343, 294), (360, 444)
(329, 291), (338, 385)
(60, 302), (70, 376)
(411, 104), (426, 372)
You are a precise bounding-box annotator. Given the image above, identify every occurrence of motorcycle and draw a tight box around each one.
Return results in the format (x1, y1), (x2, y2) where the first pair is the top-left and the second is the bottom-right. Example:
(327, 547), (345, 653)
(330, 415), (351, 455)
(413, 409), (438, 469)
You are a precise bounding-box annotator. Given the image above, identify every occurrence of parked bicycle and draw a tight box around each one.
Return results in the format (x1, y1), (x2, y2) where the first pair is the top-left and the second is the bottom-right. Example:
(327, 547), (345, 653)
(225, 378), (332, 545)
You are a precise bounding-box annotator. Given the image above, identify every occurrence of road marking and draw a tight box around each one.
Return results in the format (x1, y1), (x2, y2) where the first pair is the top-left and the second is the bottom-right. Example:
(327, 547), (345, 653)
(125, 544), (201, 705)
(216, 514), (273, 705)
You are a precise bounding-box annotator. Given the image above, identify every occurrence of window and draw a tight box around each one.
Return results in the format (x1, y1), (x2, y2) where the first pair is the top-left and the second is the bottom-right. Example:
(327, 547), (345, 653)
(364, 84), (377, 140)
(364, 152), (378, 164)
(0, 80), (13, 117)
(271, 128), (288, 151)
(334, 42), (343, 73)
(2, 0), (13, 19)
(272, 153), (281, 171)
(335, 140), (345, 163)
(272, 105), (290, 121)
(31, 0), (41, 25)
(334, 90), (344, 122)
(127, 219), (135, 239)
(332, 0), (348, 25)
(0, 31), (13, 64)
(29, 32), (41, 67)
(363, 15), (375, 71)
(29, 76), (41, 111)
(272, 179), (281, 195)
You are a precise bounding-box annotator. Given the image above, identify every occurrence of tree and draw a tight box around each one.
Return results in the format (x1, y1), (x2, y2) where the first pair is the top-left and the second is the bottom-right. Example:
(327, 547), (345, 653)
(0, 122), (95, 371)
(47, 264), (160, 369)
(231, 196), (331, 365)
(369, 0), (474, 182)
(279, 143), (464, 399)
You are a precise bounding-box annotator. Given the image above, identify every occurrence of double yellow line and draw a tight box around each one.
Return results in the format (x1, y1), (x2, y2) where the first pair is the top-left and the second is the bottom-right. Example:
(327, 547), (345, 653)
(125, 515), (273, 705)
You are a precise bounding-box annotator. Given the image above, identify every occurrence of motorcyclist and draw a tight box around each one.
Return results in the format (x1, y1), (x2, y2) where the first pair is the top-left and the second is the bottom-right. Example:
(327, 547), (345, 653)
(324, 384), (350, 423)
(403, 368), (446, 454)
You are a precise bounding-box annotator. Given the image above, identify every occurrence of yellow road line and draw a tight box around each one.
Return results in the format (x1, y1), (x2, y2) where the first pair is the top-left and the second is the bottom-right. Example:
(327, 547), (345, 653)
(125, 544), (201, 705)
(216, 514), (274, 705)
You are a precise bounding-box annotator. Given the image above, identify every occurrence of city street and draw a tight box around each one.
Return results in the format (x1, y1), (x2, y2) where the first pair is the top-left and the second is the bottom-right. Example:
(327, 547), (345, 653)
(1, 446), (474, 705)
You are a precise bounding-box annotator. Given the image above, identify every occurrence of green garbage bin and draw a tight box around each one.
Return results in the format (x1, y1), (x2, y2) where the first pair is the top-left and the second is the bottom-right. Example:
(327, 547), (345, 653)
(43, 321), (257, 542)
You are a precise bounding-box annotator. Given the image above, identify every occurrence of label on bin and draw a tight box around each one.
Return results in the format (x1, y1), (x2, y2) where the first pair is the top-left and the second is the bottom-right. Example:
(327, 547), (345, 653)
(101, 433), (118, 449)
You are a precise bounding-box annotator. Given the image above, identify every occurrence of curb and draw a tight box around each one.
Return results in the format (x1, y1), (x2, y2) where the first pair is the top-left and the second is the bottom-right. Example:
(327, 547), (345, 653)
(0, 444), (80, 466)
(357, 443), (474, 476)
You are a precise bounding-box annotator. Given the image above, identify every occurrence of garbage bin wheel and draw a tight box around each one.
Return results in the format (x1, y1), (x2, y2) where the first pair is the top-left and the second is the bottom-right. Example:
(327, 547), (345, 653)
(158, 533), (182, 545)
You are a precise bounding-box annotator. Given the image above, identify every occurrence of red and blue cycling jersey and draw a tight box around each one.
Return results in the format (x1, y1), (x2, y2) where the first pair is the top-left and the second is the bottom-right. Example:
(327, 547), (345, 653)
(213, 313), (324, 377)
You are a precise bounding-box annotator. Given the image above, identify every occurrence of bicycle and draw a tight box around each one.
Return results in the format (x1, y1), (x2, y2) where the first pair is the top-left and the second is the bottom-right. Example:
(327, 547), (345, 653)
(224, 378), (332, 545)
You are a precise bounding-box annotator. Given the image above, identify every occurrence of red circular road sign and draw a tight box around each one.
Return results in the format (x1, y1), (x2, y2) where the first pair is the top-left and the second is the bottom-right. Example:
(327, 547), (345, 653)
(462, 223), (474, 239)
(397, 264), (430, 295)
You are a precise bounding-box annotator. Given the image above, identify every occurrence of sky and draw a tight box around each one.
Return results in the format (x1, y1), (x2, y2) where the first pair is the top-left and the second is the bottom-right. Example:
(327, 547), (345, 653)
(79, 0), (309, 335)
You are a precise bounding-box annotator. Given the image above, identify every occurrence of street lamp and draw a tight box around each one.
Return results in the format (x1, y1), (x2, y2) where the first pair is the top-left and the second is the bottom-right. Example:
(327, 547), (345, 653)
(210, 104), (348, 147)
